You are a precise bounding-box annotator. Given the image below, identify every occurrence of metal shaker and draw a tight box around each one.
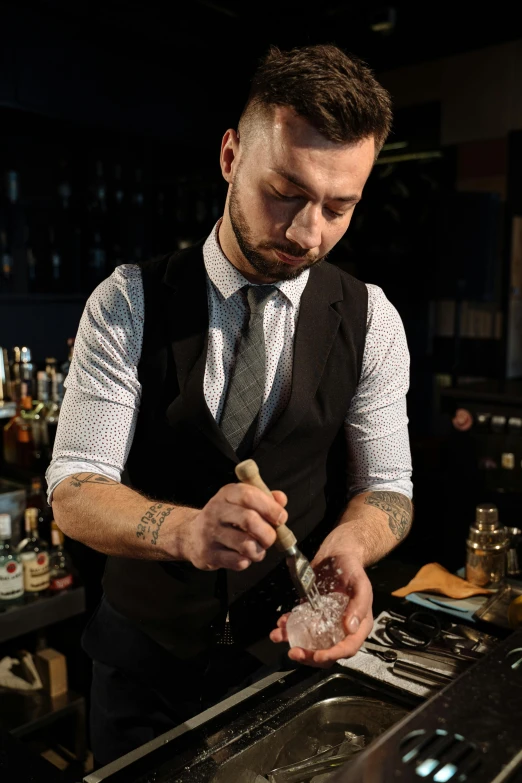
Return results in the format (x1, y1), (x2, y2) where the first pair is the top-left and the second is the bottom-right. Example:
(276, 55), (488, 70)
(466, 504), (509, 588)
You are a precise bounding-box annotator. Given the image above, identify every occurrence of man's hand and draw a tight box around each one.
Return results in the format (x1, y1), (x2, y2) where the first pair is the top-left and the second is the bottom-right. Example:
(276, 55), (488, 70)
(178, 484), (287, 571)
(270, 548), (373, 668)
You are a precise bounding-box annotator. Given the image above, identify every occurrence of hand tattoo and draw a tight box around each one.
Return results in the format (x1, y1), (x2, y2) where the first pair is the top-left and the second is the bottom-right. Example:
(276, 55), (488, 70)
(69, 473), (117, 488)
(136, 503), (174, 546)
(364, 492), (412, 541)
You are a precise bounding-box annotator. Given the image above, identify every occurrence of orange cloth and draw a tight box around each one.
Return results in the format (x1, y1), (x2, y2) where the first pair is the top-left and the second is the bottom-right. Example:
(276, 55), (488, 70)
(392, 562), (492, 599)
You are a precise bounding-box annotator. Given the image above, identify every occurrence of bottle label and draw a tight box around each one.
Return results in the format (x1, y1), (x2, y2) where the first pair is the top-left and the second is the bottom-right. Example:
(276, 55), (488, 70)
(0, 560), (24, 599)
(21, 552), (50, 591)
(49, 573), (73, 592)
(0, 518), (11, 537)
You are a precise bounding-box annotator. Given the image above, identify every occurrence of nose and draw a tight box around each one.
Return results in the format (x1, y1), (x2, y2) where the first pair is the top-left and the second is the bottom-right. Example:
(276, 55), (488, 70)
(285, 203), (322, 251)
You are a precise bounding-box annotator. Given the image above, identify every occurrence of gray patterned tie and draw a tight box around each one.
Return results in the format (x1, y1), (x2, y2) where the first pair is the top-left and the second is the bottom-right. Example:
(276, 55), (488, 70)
(219, 285), (276, 457)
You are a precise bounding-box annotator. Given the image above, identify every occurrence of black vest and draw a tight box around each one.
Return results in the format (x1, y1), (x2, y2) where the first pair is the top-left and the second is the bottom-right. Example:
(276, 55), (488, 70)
(102, 241), (368, 659)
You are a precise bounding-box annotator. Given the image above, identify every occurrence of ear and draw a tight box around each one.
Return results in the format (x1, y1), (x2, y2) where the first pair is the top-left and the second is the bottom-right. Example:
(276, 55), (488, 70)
(220, 129), (240, 184)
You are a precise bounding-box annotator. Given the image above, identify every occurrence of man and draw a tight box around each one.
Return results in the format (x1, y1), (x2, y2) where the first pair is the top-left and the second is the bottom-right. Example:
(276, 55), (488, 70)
(47, 43), (413, 766)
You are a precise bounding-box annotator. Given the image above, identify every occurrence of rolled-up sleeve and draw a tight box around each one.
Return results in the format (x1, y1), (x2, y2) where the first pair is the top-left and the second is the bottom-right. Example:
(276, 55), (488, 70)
(45, 264), (144, 503)
(345, 284), (413, 500)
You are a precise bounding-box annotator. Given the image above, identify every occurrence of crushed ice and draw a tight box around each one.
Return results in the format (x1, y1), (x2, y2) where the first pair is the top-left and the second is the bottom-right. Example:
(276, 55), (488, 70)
(286, 593), (350, 650)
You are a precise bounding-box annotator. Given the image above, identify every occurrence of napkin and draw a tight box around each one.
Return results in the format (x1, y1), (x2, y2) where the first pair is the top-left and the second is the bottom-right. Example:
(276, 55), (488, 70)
(391, 563), (492, 599)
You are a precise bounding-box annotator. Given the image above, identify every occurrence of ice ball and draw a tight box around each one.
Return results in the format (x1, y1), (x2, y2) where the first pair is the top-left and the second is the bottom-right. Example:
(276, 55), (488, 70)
(286, 592), (350, 650)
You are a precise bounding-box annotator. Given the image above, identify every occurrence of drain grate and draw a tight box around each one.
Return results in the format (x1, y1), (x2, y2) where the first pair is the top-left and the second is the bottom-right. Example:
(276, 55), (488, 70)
(400, 729), (481, 781)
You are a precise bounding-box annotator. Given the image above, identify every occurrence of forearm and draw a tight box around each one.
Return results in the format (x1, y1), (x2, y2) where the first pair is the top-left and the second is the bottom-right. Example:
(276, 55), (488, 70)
(316, 490), (413, 567)
(52, 473), (199, 560)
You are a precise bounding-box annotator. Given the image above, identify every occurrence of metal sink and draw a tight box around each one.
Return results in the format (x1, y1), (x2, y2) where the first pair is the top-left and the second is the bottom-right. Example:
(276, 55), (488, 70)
(87, 668), (416, 783)
(210, 679), (408, 782)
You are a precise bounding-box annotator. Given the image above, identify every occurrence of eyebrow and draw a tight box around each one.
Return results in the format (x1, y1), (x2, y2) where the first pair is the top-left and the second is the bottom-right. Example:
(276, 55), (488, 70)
(271, 168), (361, 203)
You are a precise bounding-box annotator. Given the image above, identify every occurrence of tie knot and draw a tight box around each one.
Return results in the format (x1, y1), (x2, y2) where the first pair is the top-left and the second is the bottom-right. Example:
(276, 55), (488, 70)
(246, 285), (276, 315)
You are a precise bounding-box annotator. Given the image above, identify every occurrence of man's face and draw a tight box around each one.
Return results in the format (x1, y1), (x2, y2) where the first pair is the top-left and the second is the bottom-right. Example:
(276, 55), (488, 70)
(222, 106), (376, 282)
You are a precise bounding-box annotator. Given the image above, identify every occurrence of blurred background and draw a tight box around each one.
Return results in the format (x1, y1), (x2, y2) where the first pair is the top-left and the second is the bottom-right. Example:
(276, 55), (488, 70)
(2, 1), (522, 777)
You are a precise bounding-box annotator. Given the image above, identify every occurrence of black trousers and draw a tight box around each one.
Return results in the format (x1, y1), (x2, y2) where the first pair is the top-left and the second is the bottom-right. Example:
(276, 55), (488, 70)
(83, 596), (287, 768)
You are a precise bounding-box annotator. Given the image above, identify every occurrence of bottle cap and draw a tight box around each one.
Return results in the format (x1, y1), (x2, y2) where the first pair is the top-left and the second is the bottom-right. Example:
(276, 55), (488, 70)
(475, 504), (499, 529)
(0, 514), (12, 539)
(20, 347), (32, 363)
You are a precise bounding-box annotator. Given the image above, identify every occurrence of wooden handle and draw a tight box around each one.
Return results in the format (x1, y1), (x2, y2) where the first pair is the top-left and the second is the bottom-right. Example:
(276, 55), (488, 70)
(235, 459), (297, 551)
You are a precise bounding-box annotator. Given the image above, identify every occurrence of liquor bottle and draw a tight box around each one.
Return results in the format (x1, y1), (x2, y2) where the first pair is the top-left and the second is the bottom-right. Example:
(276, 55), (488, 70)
(37, 370), (50, 405)
(26, 476), (52, 545)
(49, 521), (74, 593)
(25, 397), (47, 471)
(11, 346), (35, 401)
(45, 357), (57, 388)
(16, 401), (35, 470)
(18, 507), (50, 597)
(3, 382), (33, 465)
(0, 514), (24, 604)
(43, 374), (62, 460)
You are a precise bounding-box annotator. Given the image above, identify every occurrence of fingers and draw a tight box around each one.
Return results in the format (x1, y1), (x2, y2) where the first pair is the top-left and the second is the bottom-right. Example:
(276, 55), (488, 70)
(311, 612), (374, 664)
(271, 490), (288, 510)
(287, 648), (334, 669)
(269, 613), (290, 644)
(344, 573), (373, 635)
(219, 505), (277, 550)
(216, 525), (267, 562)
(212, 544), (252, 572)
(222, 484), (288, 527)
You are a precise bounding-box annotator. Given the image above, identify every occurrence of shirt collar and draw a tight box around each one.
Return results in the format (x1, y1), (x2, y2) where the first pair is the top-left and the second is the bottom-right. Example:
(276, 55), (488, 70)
(203, 220), (309, 309)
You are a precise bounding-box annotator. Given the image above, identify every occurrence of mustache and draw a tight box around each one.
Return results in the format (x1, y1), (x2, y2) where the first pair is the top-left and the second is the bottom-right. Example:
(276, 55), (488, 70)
(261, 241), (317, 262)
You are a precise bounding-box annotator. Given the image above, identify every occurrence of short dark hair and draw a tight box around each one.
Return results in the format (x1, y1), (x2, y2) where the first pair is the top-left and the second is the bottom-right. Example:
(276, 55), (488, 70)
(239, 44), (392, 155)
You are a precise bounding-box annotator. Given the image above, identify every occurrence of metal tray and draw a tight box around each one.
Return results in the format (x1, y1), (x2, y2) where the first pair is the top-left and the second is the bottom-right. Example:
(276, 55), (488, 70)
(473, 577), (522, 628)
(210, 693), (408, 782)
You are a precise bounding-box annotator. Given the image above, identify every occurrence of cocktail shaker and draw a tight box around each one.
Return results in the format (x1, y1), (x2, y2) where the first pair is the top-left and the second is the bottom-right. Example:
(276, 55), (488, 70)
(466, 504), (509, 588)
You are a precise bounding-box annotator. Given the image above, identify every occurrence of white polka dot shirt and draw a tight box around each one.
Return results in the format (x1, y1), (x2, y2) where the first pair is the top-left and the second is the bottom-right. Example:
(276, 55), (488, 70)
(46, 222), (413, 503)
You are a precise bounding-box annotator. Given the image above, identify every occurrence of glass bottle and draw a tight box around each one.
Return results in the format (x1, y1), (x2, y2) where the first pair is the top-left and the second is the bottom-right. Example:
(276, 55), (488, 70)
(49, 521), (74, 593)
(3, 382), (33, 466)
(20, 346), (35, 400)
(0, 514), (24, 604)
(17, 383), (35, 469)
(26, 476), (52, 546)
(18, 507), (50, 597)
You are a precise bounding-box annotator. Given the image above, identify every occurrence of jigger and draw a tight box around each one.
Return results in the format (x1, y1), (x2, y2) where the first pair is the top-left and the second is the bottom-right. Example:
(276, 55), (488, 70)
(235, 459), (321, 610)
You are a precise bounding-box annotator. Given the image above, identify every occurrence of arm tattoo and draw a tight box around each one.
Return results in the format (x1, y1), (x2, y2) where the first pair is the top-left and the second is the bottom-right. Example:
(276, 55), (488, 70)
(364, 491), (412, 541)
(69, 473), (117, 488)
(136, 503), (174, 546)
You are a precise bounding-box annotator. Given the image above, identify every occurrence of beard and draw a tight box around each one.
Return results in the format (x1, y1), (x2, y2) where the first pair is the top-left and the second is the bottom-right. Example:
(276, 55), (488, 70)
(228, 178), (327, 282)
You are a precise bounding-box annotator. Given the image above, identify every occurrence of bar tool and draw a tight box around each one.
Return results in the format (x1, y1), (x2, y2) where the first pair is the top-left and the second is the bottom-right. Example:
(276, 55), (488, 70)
(235, 459), (320, 610)
(466, 504), (509, 588)
(506, 527), (521, 577)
